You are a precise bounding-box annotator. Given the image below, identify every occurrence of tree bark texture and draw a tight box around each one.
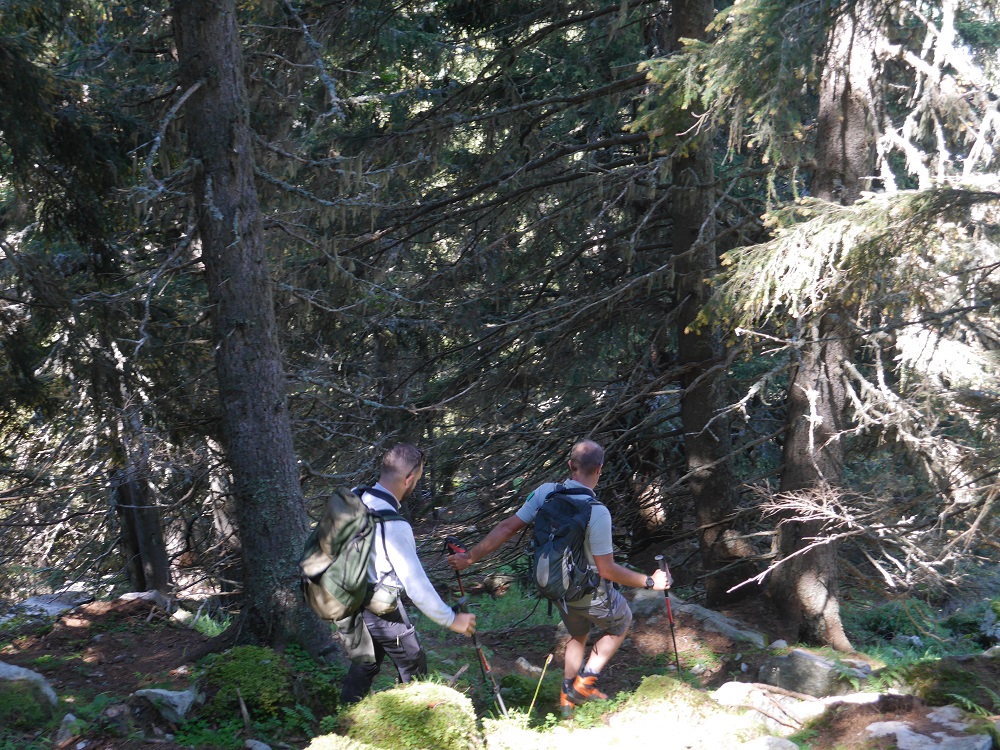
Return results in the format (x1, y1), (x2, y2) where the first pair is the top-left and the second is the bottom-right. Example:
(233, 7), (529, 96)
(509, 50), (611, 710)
(90, 327), (172, 594)
(669, 0), (756, 606)
(172, 0), (327, 651)
(771, 3), (878, 650)
(112, 468), (171, 593)
(772, 314), (854, 650)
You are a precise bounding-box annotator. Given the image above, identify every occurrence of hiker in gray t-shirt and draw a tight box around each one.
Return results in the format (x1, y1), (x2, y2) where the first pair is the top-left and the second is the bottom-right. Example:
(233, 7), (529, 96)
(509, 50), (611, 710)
(447, 439), (669, 714)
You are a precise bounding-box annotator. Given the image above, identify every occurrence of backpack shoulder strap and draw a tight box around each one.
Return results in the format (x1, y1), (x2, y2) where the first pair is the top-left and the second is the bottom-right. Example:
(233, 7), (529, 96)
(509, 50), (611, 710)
(546, 484), (597, 502)
(369, 508), (406, 578)
(355, 485), (402, 512)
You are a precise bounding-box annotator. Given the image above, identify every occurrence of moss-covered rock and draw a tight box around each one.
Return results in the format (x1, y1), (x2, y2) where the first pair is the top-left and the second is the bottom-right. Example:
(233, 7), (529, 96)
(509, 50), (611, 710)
(0, 679), (56, 729)
(200, 645), (294, 720)
(339, 680), (483, 750)
(628, 674), (706, 706)
(904, 656), (1000, 711)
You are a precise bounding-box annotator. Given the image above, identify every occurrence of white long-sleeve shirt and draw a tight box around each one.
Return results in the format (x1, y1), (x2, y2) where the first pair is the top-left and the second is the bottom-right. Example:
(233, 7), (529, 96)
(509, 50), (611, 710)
(361, 484), (456, 628)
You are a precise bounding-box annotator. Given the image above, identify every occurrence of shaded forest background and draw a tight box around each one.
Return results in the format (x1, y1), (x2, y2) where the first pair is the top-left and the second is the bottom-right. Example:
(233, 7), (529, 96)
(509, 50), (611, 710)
(1, 0), (998, 654)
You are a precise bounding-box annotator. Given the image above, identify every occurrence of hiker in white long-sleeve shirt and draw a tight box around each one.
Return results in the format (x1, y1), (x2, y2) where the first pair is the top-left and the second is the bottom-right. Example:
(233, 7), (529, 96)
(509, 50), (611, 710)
(340, 443), (476, 704)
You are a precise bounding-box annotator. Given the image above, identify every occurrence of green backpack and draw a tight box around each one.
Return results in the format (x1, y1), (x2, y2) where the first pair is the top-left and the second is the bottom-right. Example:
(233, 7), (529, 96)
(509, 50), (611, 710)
(299, 487), (402, 622)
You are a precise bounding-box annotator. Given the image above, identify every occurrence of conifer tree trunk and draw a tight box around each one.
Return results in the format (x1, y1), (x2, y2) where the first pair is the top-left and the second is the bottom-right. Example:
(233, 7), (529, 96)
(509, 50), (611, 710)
(668, 0), (755, 605)
(172, 0), (326, 650)
(770, 2), (878, 650)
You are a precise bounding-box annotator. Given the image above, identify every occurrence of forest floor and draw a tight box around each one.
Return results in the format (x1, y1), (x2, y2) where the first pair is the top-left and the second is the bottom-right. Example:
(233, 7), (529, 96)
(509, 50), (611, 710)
(0, 590), (962, 750)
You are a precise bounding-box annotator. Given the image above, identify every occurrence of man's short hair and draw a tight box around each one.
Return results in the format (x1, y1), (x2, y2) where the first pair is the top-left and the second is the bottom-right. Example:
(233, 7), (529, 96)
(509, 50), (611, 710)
(381, 443), (425, 478)
(570, 440), (604, 474)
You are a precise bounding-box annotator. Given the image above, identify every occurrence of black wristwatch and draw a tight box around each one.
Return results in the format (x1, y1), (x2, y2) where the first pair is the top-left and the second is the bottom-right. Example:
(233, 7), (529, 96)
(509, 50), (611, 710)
(644, 576), (654, 589)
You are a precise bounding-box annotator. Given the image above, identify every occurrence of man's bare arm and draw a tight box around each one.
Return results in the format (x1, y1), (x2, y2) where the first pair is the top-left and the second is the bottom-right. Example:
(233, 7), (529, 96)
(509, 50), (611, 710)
(448, 515), (528, 571)
(594, 554), (669, 590)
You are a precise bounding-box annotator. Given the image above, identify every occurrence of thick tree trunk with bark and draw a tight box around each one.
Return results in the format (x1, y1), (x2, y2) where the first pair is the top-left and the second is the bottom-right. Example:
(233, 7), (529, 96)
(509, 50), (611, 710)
(770, 3), (878, 650)
(172, 0), (328, 652)
(771, 314), (854, 650)
(669, 0), (756, 605)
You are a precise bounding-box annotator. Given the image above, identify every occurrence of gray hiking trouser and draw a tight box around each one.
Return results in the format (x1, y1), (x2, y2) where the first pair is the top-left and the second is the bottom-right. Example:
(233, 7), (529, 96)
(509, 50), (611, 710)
(340, 603), (427, 705)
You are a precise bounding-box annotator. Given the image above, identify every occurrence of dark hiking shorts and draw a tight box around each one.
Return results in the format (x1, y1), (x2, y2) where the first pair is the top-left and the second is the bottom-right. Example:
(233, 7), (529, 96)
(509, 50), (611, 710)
(558, 580), (632, 638)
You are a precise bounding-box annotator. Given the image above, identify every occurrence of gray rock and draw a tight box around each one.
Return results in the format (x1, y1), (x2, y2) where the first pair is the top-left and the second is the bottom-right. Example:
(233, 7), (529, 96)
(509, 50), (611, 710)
(711, 681), (826, 733)
(245, 741), (271, 750)
(100, 702), (134, 737)
(630, 589), (671, 617)
(983, 644), (1000, 657)
(14, 590), (93, 619)
(56, 713), (80, 746)
(133, 688), (201, 724)
(758, 649), (868, 697)
(515, 656), (543, 675)
(769, 640), (789, 650)
(0, 661), (59, 707)
(674, 599), (766, 648)
(927, 706), (971, 731)
(866, 721), (991, 750)
(118, 590), (171, 612)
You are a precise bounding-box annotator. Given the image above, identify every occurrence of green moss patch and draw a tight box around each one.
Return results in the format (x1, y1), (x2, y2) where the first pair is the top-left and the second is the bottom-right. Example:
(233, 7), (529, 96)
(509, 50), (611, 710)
(497, 671), (559, 713)
(339, 680), (483, 750)
(200, 645), (295, 720)
(627, 674), (706, 707)
(0, 680), (55, 729)
(905, 656), (1000, 712)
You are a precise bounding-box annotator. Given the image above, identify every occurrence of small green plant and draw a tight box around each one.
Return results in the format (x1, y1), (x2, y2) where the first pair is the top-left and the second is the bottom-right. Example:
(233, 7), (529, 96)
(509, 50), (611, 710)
(72, 692), (125, 723)
(829, 658), (863, 692)
(867, 662), (909, 693)
(27, 653), (80, 669)
(317, 714), (339, 735)
(175, 717), (244, 750)
(571, 692), (626, 729)
(278, 703), (316, 736)
(787, 727), (819, 748)
(946, 693), (991, 717)
(191, 612), (231, 638)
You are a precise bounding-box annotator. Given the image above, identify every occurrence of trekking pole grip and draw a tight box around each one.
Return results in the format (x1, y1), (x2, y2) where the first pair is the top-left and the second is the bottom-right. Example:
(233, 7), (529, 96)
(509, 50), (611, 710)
(445, 535), (466, 555)
(655, 556), (673, 613)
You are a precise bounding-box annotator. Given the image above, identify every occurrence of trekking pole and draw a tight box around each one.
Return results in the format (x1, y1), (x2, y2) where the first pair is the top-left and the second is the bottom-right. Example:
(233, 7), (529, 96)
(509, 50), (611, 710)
(655, 554), (682, 674)
(528, 653), (553, 719)
(444, 536), (508, 717)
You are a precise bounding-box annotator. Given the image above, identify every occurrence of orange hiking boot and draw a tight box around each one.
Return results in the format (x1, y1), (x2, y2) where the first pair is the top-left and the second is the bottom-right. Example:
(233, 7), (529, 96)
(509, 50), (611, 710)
(566, 673), (607, 703)
(559, 687), (576, 717)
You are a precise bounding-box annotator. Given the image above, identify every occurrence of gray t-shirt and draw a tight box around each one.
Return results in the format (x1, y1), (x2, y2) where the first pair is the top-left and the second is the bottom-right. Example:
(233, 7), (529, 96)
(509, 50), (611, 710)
(515, 479), (614, 569)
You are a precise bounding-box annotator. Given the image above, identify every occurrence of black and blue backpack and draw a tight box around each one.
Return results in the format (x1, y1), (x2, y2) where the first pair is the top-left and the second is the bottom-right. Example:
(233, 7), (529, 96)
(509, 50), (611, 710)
(531, 484), (601, 603)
